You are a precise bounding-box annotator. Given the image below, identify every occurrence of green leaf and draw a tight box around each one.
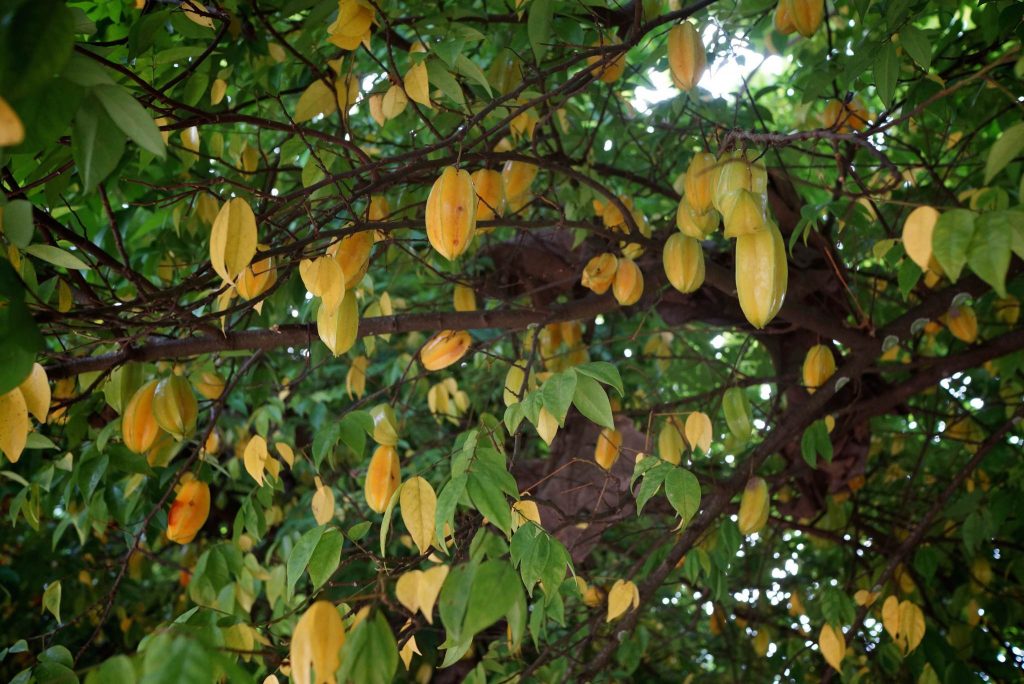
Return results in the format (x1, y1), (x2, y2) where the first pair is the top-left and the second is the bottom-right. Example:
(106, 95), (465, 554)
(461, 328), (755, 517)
(463, 559), (519, 637)
(1, 199), (33, 248)
(574, 362), (624, 396)
(435, 473), (467, 552)
(286, 526), (325, 597)
(467, 468), (512, 537)
(0, 0), (74, 100)
(874, 42), (899, 106)
(308, 528), (343, 588)
(23, 244), (91, 271)
(337, 613), (398, 684)
(425, 58), (465, 108)
(93, 84), (166, 158)
(527, 0), (554, 62)
(540, 371), (576, 425)
(897, 257), (922, 300)
(899, 26), (931, 70)
(985, 122), (1024, 184)
(85, 656), (135, 684)
(42, 580), (61, 624)
(572, 374), (614, 429)
(967, 212), (1013, 297)
(664, 468), (701, 524)
(72, 94), (126, 191)
(931, 209), (976, 282)
(635, 461), (668, 514)
(338, 411), (371, 458)
(454, 55), (492, 96)
(0, 260), (42, 395)
(378, 482), (402, 556)
(346, 520), (371, 541)
(504, 401), (525, 435)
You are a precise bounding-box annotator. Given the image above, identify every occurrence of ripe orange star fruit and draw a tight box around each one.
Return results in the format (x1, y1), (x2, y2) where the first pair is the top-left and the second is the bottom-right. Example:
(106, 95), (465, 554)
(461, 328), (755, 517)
(823, 97), (870, 133)
(420, 330), (472, 371)
(946, 305), (978, 343)
(786, 0), (825, 38)
(327, 229), (373, 289)
(194, 371), (225, 400)
(663, 233), (705, 294)
(802, 344), (837, 394)
(587, 36), (626, 84)
(735, 222), (788, 328)
(166, 475), (211, 544)
(594, 428), (623, 471)
(365, 445), (401, 513)
(471, 169), (505, 222)
(581, 253), (619, 295)
(722, 189), (768, 238)
(123, 380), (161, 453)
(737, 476), (770, 535)
(712, 150), (768, 216)
(425, 166), (477, 260)
(236, 245), (278, 309)
(667, 22), (706, 91)
(502, 161), (538, 212)
(676, 196), (719, 238)
(0, 96), (26, 147)
(684, 152), (717, 213)
(290, 600), (346, 684)
(774, 0), (796, 34)
(153, 374), (199, 440)
(612, 258), (644, 306)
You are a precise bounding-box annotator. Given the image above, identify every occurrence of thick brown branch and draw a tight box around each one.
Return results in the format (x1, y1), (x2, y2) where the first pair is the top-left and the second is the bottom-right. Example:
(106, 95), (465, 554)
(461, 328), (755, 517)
(45, 295), (619, 378)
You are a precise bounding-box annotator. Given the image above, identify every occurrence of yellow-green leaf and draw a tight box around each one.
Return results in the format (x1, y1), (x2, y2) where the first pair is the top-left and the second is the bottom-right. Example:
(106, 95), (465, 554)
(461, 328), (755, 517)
(209, 197), (258, 284)
(400, 476), (437, 555)
(818, 623), (844, 672)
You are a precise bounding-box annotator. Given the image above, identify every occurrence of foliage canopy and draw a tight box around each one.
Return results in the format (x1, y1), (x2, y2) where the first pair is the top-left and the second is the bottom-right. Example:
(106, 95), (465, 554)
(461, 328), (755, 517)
(1, 0), (1024, 682)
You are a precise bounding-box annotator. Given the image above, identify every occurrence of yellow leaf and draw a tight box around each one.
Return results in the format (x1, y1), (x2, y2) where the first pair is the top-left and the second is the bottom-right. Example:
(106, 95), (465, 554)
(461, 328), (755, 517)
(290, 600), (345, 684)
(881, 595), (900, 640)
(0, 388), (29, 463)
(400, 476), (437, 555)
(898, 600), (925, 653)
(182, 1), (215, 28)
(752, 629), (770, 657)
(267, 43), (286, 63)
(853, 589), (877, 607)
(417, 565), (448, 623)
(606, 579), (639, 622)
(210, 78), (227, 105)
(382, 85), (408, 119)
(818, 623), (845, 672)
(18, 363), (50, 423)
(684, 411), (712, 454)
(316, 290), (359, 357)
(209, 197), (257, 284)
(535, 407), (558, 445)
(511, 499), (542, 530)
(295, 79), (337, 123)
(395, 571), (422, 614)
(243, 435), (269, 485)
(901, 206), (939, 272)
(57, 279), (72, 313)
(403, 62), (431, 108)
(311, 476), (335, 525)
(399, 635), (421, 670)
(275, 441), (295, 467)
(0, 95), (26, 147)
(368, 93), (385, 126)
(180, 126), (200, 153)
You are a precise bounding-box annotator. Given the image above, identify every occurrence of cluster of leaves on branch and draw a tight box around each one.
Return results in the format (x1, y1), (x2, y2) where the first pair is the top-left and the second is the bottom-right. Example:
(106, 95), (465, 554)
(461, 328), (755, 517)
(2, 0), (1024, 682)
